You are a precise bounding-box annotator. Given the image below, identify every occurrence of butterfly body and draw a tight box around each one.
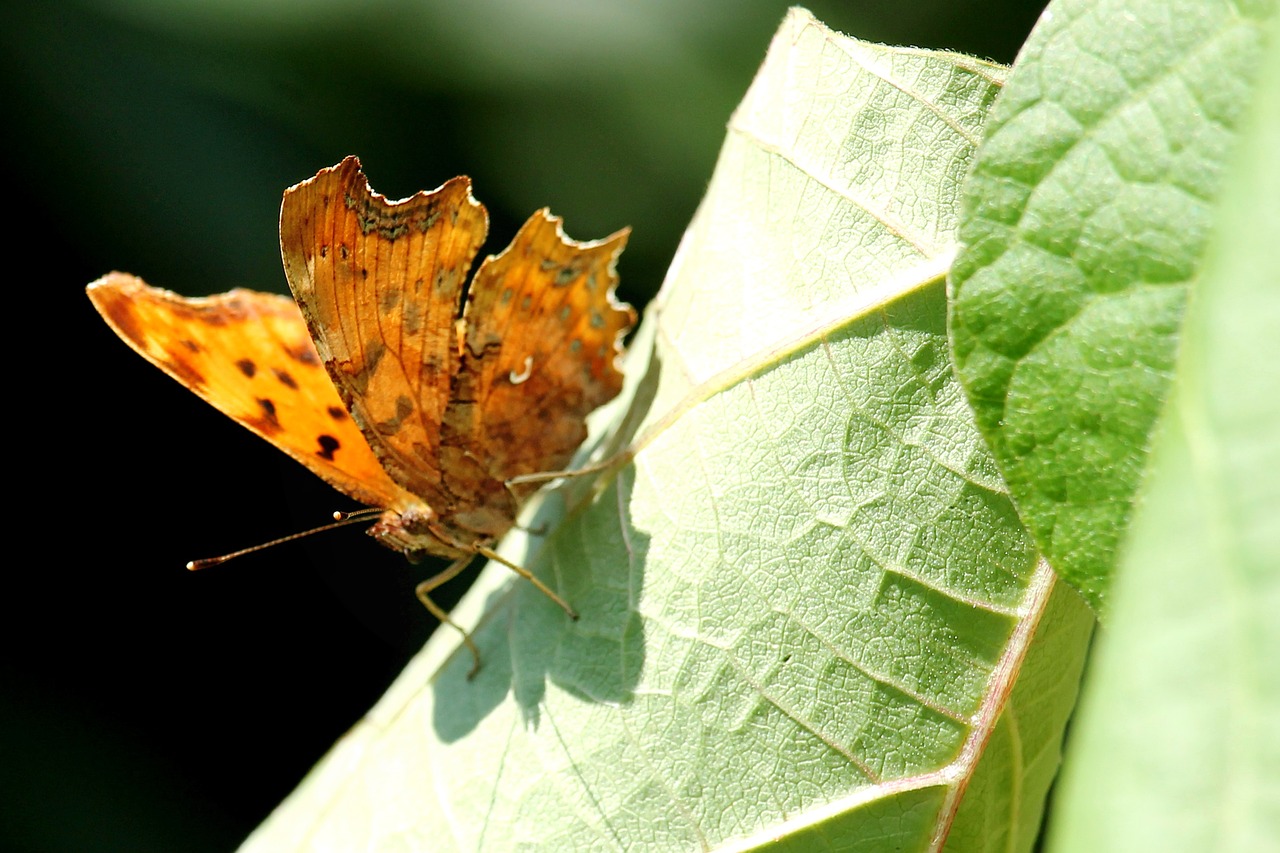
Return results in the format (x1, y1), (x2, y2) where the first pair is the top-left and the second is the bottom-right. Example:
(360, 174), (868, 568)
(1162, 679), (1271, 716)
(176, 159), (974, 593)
(88, 157), (633, 668)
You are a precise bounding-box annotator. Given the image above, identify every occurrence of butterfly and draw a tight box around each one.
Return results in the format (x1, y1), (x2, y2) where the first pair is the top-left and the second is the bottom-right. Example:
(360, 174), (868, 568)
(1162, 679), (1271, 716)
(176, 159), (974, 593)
(87, 156), (634, 675)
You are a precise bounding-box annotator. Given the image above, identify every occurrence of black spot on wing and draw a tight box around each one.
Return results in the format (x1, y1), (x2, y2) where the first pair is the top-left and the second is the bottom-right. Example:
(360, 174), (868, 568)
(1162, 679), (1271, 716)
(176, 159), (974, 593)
(272, 367), (299, 389)
(284, 343), (321, 367)
(317, 434), (340, 461)
(257, 398), (278, 426)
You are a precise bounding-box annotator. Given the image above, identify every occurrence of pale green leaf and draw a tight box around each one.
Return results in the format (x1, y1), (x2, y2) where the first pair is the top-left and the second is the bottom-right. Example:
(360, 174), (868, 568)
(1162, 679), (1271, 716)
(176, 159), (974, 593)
(949, 0), (1278, 612)
(241, 10), (1093, 851)
(1047, 12), (1280, 850)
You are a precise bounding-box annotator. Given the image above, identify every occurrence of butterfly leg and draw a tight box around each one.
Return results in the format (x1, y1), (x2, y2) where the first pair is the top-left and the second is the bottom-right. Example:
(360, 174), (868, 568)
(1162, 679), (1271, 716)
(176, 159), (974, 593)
(505, 455), (621, 491)
(502, 462), (616, 535)
(474, 545), (579, 621)
(415, 553), (483, 678)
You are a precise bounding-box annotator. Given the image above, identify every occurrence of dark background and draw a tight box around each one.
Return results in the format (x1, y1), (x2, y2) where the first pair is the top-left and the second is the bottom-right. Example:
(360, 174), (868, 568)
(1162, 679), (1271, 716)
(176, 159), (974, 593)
(3, 2), (1045, 850)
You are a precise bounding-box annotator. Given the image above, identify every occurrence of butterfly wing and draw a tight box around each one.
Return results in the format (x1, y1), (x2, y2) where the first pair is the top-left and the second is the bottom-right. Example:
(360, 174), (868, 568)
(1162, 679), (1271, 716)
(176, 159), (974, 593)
(279, 157), (486, 511)
(445, 211), (633, 516)
(86, 272), (408, 509)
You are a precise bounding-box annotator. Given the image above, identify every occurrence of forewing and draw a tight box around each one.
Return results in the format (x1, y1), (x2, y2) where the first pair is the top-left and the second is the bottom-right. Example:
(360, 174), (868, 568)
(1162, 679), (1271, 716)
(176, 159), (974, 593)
(447, 211), (633, 494)
(279, 157), (488, 504)
(86, 272), (406, 508)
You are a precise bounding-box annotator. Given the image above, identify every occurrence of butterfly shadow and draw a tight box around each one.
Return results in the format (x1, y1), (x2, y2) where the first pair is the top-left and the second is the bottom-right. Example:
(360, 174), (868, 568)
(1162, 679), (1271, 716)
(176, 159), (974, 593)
(430, 336), (662, 741)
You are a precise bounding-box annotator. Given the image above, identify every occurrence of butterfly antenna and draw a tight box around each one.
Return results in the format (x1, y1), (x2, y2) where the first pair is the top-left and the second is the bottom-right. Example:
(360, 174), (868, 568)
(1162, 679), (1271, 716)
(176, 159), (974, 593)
(331, 508), (383, 522)
(186, 511), (375, 570)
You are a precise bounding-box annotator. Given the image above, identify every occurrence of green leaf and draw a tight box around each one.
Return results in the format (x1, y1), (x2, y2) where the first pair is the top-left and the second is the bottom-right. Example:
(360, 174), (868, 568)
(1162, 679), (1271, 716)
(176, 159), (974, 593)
(241, 10), (1093, 851)
(949, 0), (1278, 612)
(1047, 12), (1280, 851)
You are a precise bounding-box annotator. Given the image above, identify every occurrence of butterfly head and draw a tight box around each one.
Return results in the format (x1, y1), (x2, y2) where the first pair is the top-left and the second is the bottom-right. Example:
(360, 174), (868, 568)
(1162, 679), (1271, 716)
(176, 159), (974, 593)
(367, 503), (472, 562)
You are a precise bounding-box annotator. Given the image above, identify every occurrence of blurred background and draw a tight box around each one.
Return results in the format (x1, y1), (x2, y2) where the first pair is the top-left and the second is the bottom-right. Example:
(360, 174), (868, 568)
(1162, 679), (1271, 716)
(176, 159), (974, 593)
(4, 1), (1045, 849)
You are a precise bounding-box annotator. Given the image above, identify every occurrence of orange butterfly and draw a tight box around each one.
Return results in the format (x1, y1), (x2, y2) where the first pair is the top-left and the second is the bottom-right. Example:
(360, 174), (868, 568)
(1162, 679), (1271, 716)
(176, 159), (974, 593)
(87, 157), (634, 674)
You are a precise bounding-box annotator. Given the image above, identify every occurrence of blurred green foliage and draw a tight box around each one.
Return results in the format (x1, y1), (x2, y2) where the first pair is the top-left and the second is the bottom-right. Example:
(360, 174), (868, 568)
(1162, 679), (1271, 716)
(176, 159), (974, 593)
(9, 0), (1042, 308)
